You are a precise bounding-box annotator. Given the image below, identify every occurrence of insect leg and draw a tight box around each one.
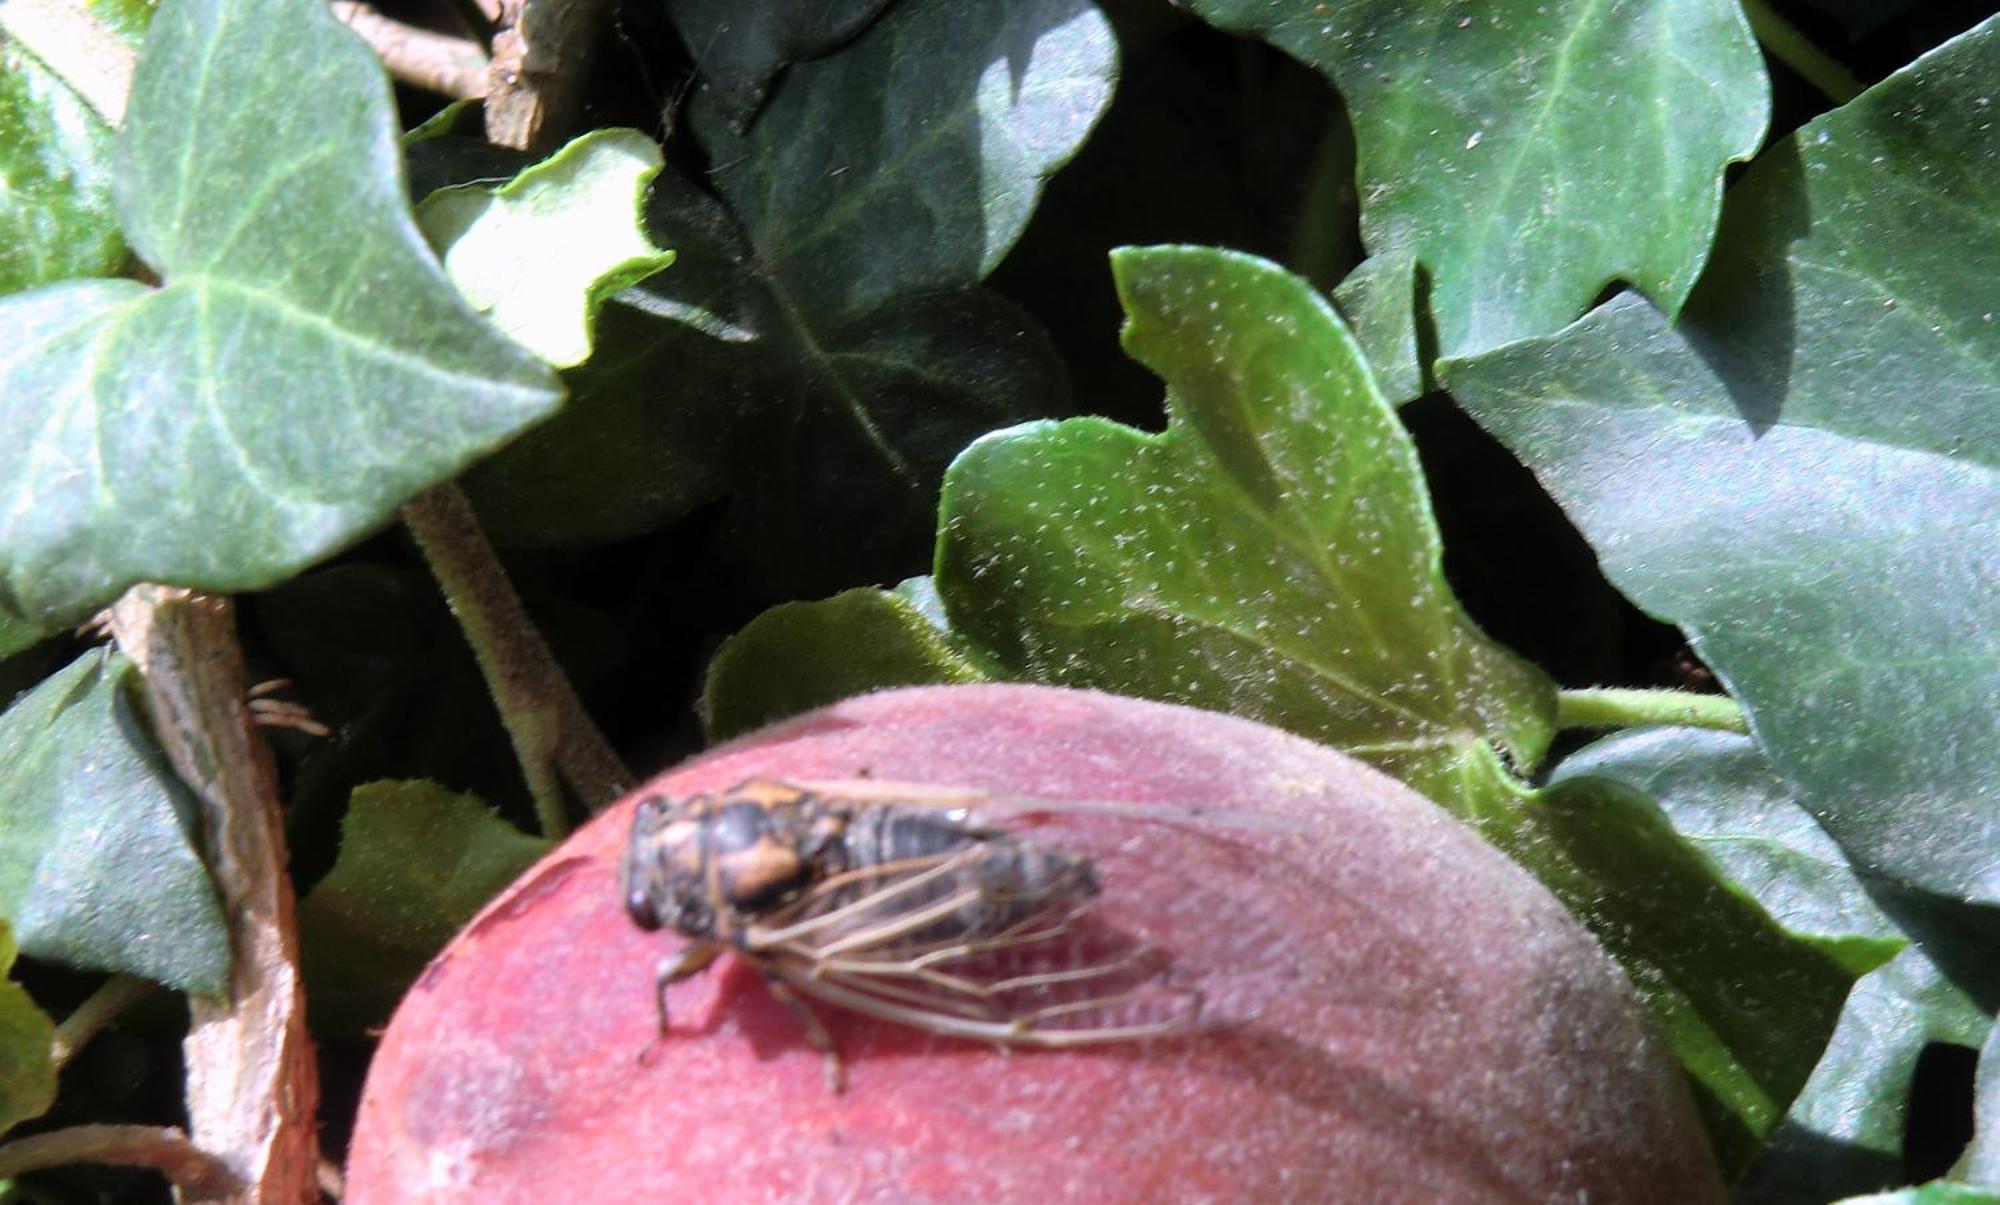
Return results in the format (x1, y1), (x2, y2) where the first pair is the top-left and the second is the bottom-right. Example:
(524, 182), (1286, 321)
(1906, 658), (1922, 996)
(759, 971), (847, 1094)
(655, 941), (723, 1036)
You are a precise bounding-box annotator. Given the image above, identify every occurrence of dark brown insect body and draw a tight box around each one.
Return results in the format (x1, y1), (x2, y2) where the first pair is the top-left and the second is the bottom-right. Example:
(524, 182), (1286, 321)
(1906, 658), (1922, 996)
(622, 778), (1199, 1090)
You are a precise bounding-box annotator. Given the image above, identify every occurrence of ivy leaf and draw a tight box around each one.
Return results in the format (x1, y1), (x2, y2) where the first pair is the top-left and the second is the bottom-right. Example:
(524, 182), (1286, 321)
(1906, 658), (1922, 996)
(1442, 18), (2000, 904)
(467, 169), (1072, 595)
(0, 918), (56, 1136)
(1179, 0), (1768, 358)
(298, 780), (549, 1032)
(938, 245), (1553, 812)
(0, 0), (561, 628)
(691, 0), (1116, 327)
(0, 35), (124, 293)
(1542, 727), (1905, 1169)
(663, 0), (896, 128)
(0, 650), (229, 995)
(469, 0), (1113, 589)
(703, 578), (992, 739)
(417, 128), (674, 368)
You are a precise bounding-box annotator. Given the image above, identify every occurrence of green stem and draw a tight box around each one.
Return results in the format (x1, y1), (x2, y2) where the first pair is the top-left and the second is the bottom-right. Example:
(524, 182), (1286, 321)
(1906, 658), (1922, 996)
(1739, 0), (1864, 104)
(1556, 688), (1750, 735)
(402, 483), (630, 838)
(51, 974), (153, 1070)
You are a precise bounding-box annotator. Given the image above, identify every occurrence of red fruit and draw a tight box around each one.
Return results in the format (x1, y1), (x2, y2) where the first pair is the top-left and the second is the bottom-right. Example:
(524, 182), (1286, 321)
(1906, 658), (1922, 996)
(345, 685), (1721, 1203)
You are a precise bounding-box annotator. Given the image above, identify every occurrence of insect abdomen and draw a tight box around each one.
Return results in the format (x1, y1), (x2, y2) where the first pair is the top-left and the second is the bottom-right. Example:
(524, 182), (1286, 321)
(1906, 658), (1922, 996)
(833, 806), (1098, 943)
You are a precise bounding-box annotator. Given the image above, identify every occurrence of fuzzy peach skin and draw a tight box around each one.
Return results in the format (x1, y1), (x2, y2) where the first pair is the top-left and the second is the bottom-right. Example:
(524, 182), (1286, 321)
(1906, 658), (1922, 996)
(344, 685), (1721, 1203)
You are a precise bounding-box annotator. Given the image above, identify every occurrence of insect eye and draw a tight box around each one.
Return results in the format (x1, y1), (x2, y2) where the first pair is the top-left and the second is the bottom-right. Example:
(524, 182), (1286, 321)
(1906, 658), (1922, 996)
(626, 886), (662, 930)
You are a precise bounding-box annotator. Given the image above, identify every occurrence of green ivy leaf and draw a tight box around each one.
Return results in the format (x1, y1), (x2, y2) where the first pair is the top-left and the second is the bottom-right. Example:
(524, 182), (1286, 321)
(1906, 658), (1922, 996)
(0, 35), (124, 293)
(1442, 18), (2000, 905)
(1541, 727), (1905, 1169)
(703, 579), (992, 739)
(938, 245), (1553, 812)
(0, 0), (561, 628)
(1737, 947), (1990, 1201)
(470, 0), (1111, 591)
(468, 169), (1072, 596)
(692, 0), (1116, 327)
(298, 780), (549, 1032)
(0, 650), (229, 995)
(417, 128), (674, 368)
(0, 918), (55, 1136)
(663, 0), (896, 128)
(1179, 0), (1768, 358)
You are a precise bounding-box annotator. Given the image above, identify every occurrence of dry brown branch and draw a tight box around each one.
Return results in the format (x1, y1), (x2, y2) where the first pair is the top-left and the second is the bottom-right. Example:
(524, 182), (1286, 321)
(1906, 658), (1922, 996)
(333, 0), (489, 99)
(0, 1125), (233, 1195)
(108, 587), (320, 1204)
(483, 0), (612, 152)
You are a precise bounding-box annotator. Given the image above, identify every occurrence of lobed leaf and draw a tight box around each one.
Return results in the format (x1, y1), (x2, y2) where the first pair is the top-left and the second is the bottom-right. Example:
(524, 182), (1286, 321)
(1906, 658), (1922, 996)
(0, 0), (561, 628)
(1442, 18), (2000, 905)
(417, 128), (674, 368)
(1179, 0), (1768, 358)
(692, 0), (1116, 327)
(1541, 727), (1905, 1169)
(937, 245), (1554, 813)
(0, 650), (228, 994)
(298, 780), (549, 1032)
(472, 0), (1111, 594)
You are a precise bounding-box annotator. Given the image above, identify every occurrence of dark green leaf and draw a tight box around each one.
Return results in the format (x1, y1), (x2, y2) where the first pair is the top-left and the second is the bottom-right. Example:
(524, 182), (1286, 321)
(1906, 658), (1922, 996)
(417, 128), (674, 368)
(298, 780), (549, 1032)
(0, 37), (123, 293)
(937, 245), (1553, 813)
(664, 0), (896, 127)
(703, 579), (991, 739)
(691, 0), (1116, 326)
(471, 0), (1111, 584)
(0, 918), (55, 1136)
(1541, 727), (1904, 1169)
(0, 650), (228, 994)
(1734, 947), (1991, 1202)
(1179, 0), (1768, 357)
(469, 169), (1071, 595)
(1442, 20), (2000, 904)
(0, 0), (561, 628)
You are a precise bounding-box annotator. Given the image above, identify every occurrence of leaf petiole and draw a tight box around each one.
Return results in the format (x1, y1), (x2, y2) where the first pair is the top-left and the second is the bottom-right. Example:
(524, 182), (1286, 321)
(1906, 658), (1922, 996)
(1556, 688), (1750, 736)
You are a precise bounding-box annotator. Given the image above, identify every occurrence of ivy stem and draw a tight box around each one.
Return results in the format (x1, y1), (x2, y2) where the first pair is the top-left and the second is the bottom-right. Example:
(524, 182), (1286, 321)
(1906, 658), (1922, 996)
(1738, 0), (1864, 104)
(51, 974), (154, 1071)
(334, 1), (490, 99)
(1556, 688), (1750, 735)
(0, 1125), (232, 1195)
(402, 483), (630, 837)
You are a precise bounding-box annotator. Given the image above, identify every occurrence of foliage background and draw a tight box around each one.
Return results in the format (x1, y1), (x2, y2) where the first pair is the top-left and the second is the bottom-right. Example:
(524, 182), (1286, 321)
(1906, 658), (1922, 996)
(0, 0), (1994, 1199)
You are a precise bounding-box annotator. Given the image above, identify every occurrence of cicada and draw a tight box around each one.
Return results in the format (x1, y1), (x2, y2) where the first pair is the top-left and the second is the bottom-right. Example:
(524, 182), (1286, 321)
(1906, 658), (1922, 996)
(621, 777), (1242, 1091)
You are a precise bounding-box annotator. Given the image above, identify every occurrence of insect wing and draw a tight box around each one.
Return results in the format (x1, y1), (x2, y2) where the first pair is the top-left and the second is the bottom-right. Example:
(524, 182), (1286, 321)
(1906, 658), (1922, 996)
(738, 781), (1304, 1048)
